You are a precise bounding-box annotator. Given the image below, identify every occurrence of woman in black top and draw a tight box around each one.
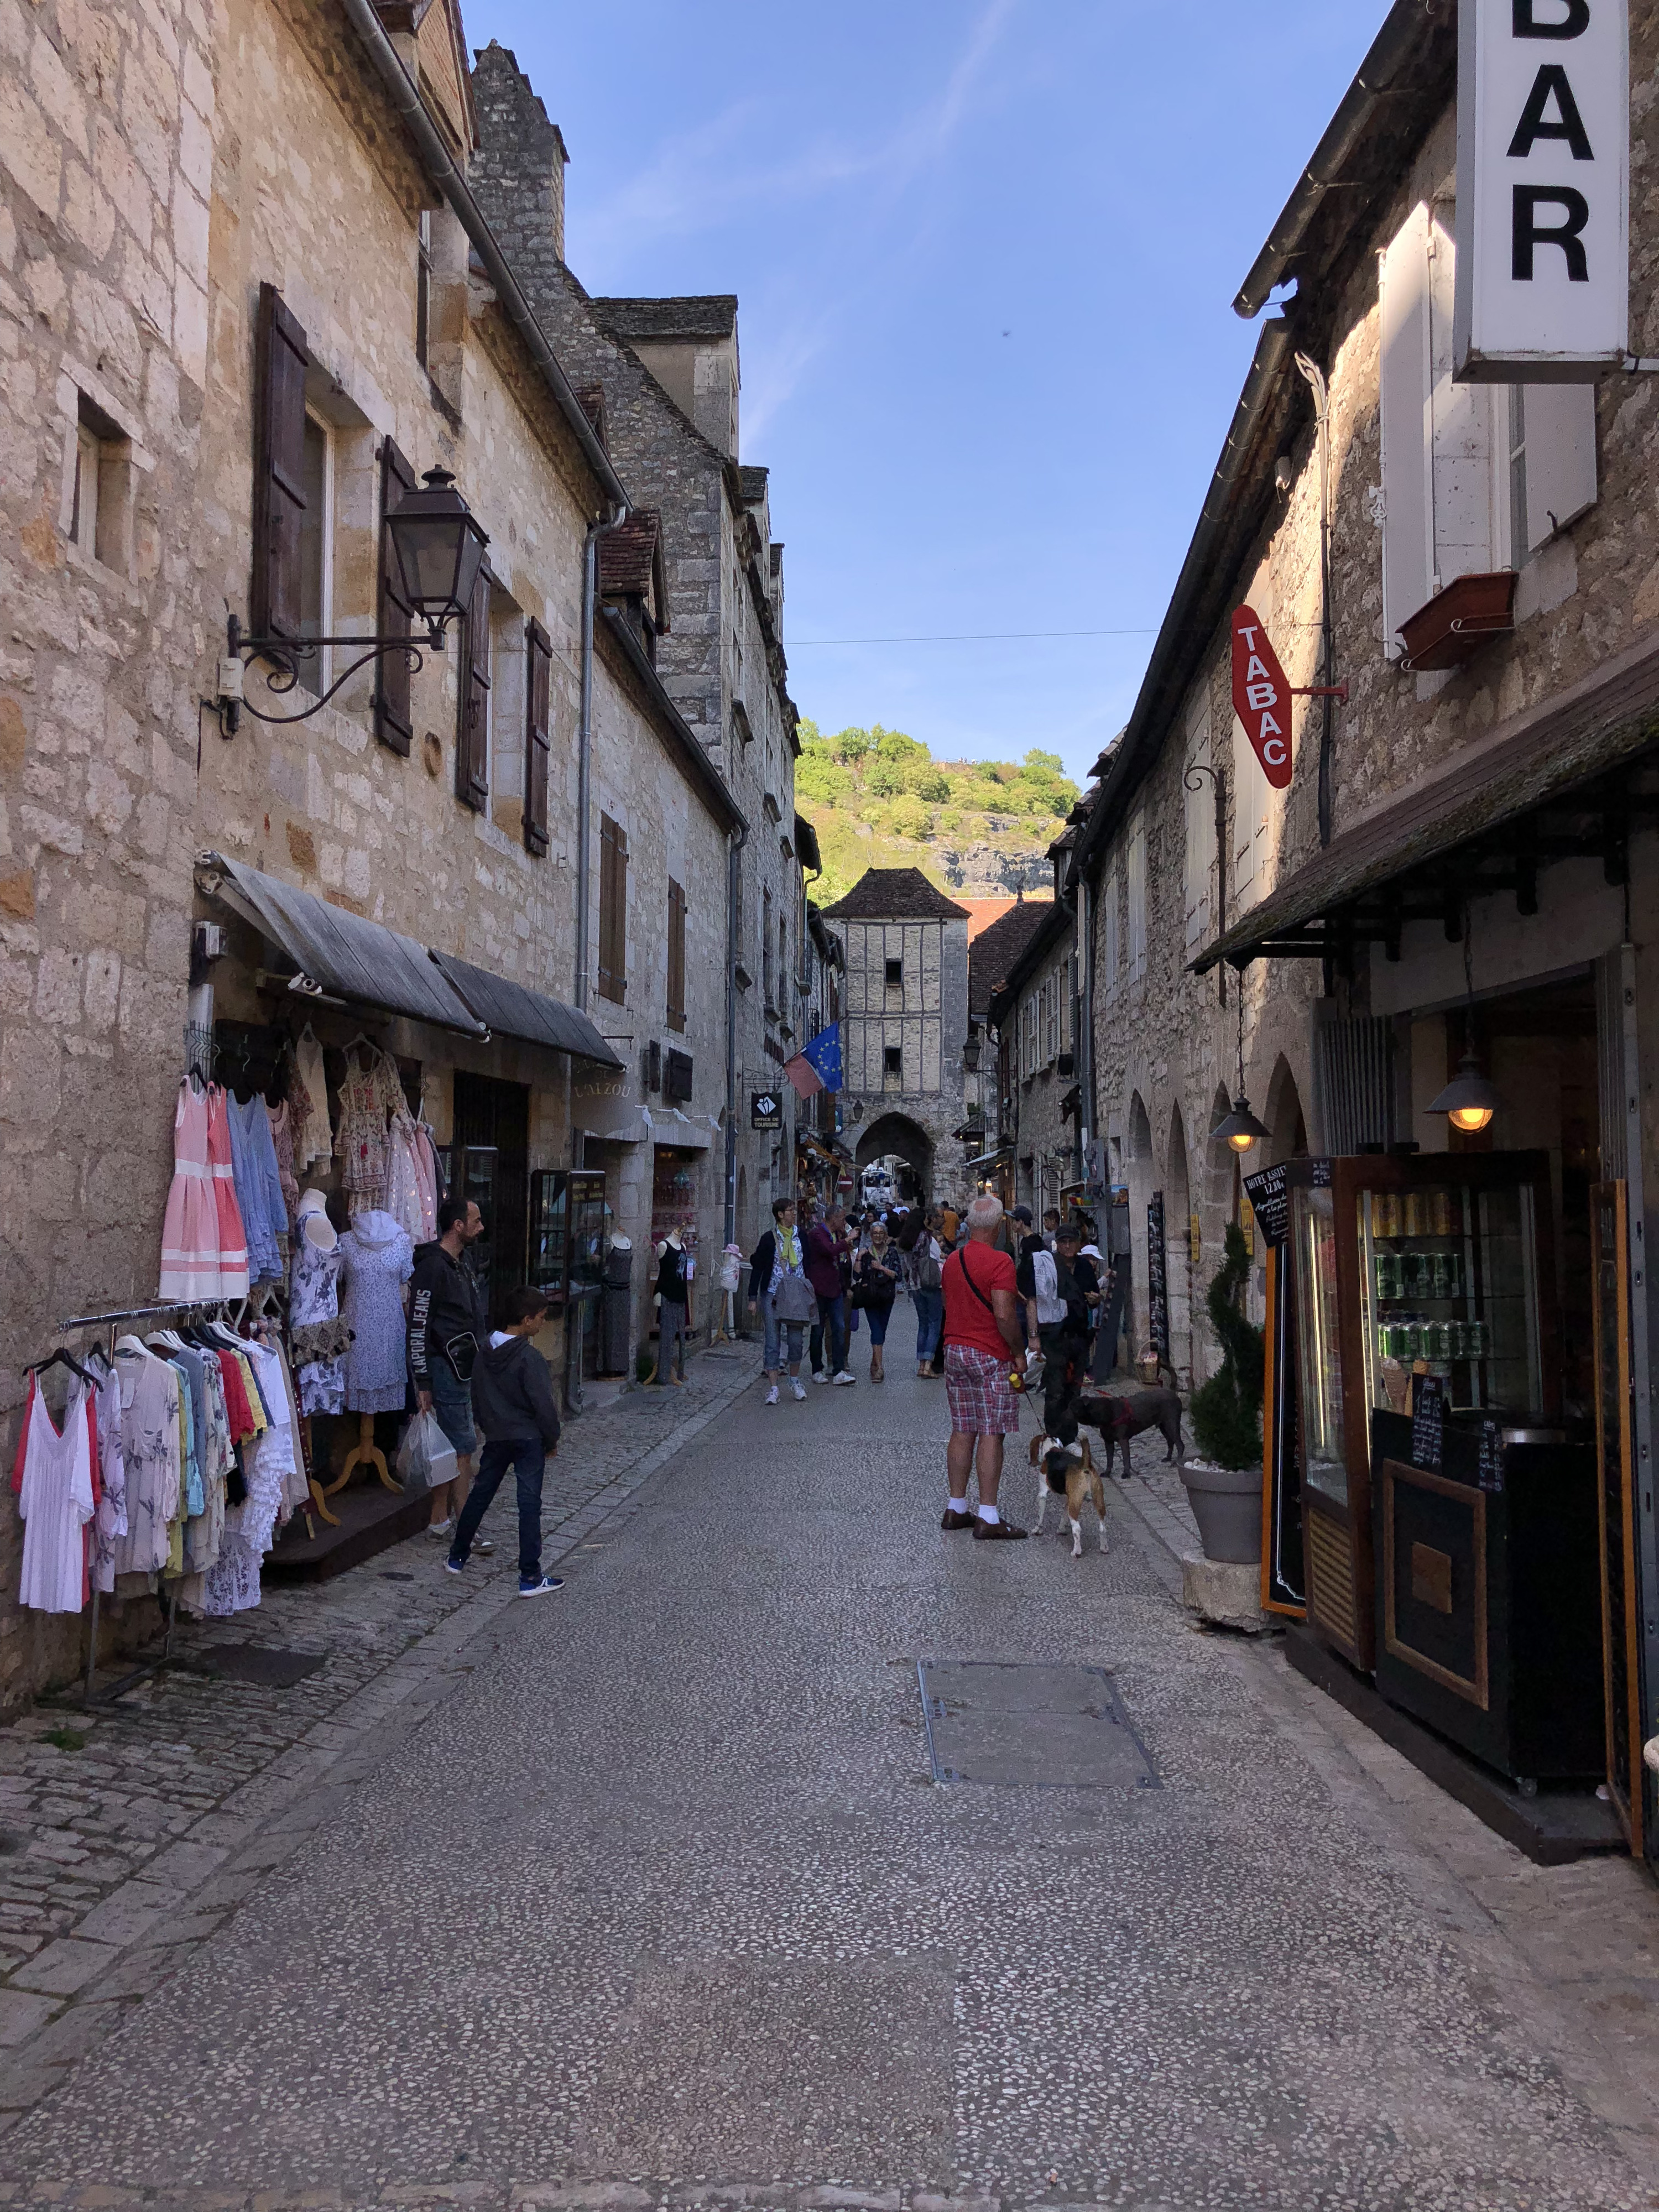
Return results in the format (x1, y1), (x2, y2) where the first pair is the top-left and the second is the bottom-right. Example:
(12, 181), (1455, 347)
(853, 1220), (900, 1383)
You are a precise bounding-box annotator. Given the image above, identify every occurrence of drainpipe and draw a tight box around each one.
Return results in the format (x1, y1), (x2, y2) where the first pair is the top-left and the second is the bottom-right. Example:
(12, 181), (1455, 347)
(576, 509), (628, 1011)
(724, 824), (747, 1248)
(1296, 352), (1337, 848)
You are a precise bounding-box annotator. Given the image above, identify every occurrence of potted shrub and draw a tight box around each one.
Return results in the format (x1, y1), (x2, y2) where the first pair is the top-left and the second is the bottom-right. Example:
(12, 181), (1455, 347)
(1181, 1222), (1265, 1565)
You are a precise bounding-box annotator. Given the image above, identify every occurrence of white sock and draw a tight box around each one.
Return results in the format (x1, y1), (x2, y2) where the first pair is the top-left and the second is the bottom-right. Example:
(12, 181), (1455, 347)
(947, 1496), (967, 1514)
(978, 1503), (1000, 1525)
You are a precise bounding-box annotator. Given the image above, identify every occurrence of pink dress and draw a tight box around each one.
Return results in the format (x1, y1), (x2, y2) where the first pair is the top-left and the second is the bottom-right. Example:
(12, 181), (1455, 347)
(207, 1085), (249, 1295)
(159, 1081), (227, 1300)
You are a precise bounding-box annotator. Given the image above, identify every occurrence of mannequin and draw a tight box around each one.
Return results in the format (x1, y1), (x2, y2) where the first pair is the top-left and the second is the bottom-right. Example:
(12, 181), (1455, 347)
(652, 1229), (690, 1385)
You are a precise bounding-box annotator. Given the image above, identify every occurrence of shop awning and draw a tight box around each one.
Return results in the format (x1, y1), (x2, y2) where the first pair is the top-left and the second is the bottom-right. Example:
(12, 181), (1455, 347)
(576, 1103), (719, 1149)
(199, 854), (487, 1037)
(428, 951), (623, 1068)
(1192, 627), (1659, 973)
(966, 1141), (1014, 1173)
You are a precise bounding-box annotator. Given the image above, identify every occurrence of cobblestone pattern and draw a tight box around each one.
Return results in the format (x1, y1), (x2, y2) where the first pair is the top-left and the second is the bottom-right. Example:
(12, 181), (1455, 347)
(0, 1347), (760, 2125)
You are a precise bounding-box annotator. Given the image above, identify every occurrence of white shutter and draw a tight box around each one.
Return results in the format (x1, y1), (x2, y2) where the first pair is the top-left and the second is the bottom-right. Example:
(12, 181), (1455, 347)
(1232, 712), (1269, 909)
(1379, 202), (1434, 656)
(1427, 205), (1495, 591)
(1521, 382), (1598, 554)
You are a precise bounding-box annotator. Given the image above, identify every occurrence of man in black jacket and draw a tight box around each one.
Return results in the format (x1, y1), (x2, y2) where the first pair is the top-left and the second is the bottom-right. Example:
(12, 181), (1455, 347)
(409, 1196), (487, 1541)
(446, 1286), (564, 1596)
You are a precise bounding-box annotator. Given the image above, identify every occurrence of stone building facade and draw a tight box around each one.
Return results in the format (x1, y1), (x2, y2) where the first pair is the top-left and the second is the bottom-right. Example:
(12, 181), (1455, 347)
(0, 0), (750, 1699)
(821, 869), (970, 1204)
(967, 897), (1052, 1197)
(467, 45), (805, 1260)
(992, 902), (1082, 1229)
(1070, 8), (1659, 1504)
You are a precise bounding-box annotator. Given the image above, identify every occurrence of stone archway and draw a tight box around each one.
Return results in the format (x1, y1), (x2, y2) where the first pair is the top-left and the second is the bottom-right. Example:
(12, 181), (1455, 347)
(855, 1112), (935, 1206)
(1264, 1055), (1309, 1166)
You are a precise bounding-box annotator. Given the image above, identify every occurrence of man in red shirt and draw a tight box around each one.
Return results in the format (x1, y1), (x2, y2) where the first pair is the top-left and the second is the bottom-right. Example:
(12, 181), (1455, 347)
(940, 1192), (1028, 1541)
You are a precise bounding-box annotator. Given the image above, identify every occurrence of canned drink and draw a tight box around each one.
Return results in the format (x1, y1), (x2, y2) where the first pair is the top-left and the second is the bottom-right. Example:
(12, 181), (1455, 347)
(1430, 1189), (1454, 1237)
(1373, 1192), (1399, 1239)
(1404, 1191), (1426, 1237)
(1468, 1318), (1489, 1360)
(1448, 1319), (1468, 1361)
(1426, 1319), (1451, 1361)
(1403, 1317), (1424, 1360)
(1405, 1251), (1427, 1300)
(1430, 1251), (1451, 1301)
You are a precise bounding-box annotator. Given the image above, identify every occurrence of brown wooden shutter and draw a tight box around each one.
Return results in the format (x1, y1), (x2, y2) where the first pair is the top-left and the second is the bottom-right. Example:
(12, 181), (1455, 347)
(374, 436), (418, 755)
(598, 813), (628, 1004)
(524, 618), (551, 855)
(251, 283), (309, 641)
(667, 879), (687, 1031)
(455, 565), (491, 810)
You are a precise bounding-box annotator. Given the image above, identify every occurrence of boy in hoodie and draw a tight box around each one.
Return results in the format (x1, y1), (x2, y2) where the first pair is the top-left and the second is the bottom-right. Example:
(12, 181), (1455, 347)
(445, 1287), (564, 1597)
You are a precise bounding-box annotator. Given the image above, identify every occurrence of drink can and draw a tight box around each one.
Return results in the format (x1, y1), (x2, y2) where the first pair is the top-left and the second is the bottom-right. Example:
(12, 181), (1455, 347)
(1427, 1319), (1451, 1361)
(1430, 1190), (1454, 1237)
(1431, 1251), (1451, 1301)
(1374, 1192), (1399, 1239)
(1468, 1318), (1488, 1360)
(1403, 1317), (1423, 1360)
(1404, 1191), (1426, 1237)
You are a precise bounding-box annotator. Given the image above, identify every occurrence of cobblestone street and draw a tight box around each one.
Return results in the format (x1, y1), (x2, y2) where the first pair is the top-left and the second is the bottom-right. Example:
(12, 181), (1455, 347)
(0, 1319), (1648, 2206)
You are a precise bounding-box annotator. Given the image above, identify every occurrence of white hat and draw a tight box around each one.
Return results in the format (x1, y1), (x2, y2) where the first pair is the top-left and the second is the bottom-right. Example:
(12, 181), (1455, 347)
(296, 1188), (336, 1251)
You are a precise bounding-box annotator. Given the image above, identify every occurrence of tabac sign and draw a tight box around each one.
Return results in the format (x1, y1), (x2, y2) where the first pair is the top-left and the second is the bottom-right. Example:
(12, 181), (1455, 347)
(1231, 607), (1295, 791)
(1454, 0), (1629, 379)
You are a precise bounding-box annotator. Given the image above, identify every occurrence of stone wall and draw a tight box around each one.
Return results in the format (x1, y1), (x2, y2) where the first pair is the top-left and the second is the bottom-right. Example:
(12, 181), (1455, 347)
(834, 917), (969, 1199)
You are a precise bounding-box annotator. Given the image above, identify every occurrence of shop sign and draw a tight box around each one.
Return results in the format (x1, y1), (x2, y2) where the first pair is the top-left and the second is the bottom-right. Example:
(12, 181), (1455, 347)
(1454, 0), (1629, 379)
(752, 1089), (782, 1130)
(1146, 1192), (1170, 1363)
(1230, 607), (1294, 790)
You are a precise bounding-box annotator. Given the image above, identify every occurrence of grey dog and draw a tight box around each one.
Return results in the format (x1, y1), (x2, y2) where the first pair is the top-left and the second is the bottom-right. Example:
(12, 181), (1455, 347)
(1069, 1386), (1186, 1481)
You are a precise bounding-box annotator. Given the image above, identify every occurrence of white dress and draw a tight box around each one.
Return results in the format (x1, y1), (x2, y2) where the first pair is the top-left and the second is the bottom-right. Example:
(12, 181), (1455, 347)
(202, 1342), (295, 1616)
(111, 1340), (182, 1577)
(14, 1376), (96, 1614)
(338, 1211), (414, 1413)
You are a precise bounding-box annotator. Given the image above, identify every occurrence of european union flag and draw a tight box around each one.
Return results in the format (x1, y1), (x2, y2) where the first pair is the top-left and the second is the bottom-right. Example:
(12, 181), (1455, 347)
(784, 1021), (842, 1098)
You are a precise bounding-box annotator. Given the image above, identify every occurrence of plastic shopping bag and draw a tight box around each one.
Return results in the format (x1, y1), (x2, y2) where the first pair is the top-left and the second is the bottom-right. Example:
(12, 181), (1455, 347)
(395, 1411), (457, 1495)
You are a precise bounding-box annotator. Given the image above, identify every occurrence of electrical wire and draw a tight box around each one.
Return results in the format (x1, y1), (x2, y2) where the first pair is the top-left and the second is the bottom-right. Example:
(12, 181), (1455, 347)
(789, 627), (1158, 646)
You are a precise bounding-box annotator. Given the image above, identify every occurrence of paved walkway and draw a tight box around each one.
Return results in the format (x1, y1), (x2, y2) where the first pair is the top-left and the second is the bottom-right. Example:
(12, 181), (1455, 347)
(0, 1313), (1656, 2207)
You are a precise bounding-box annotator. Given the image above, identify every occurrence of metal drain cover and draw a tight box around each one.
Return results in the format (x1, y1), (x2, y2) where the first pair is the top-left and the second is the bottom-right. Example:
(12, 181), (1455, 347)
(187, 1645), (324, 1689)
(918, 1660), (1159, 1790)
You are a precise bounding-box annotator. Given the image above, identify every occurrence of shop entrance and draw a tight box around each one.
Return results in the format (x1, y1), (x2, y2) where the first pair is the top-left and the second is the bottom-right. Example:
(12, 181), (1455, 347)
(453, 1071), (529, 1314)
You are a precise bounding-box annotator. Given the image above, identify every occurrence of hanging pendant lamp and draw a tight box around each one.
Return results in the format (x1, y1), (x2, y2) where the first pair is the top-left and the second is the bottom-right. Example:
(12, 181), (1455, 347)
(1427, 902), (1500, 1135)
(1214, 974), (1270, 1155)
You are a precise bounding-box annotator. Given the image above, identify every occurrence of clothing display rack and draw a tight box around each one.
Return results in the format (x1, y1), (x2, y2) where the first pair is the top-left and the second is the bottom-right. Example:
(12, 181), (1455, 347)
(50, 1296), (233, 1705)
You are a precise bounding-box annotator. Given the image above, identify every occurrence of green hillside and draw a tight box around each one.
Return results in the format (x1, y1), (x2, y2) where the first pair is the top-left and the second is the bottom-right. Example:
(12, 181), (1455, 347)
(794, 719), (1079, 907)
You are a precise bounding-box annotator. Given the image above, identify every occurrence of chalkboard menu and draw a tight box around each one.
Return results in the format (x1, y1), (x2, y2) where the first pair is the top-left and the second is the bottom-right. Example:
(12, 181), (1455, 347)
(1477, 1419), (1504, 1495)
(1146, 1192), (1169, 1363)
(1243, 1164), (1290, 1250)
(1410, 1373), (1444, 1473)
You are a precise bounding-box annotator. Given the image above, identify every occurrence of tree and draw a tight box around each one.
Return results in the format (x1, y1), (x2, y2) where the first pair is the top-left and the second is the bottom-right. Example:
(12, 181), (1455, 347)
(1188, 1223), (1265, 1470)
(887, 794), (932, 841)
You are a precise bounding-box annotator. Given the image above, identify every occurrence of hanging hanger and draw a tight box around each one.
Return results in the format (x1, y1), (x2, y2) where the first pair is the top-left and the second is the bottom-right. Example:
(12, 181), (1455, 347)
(25, 1347), (95, 1386)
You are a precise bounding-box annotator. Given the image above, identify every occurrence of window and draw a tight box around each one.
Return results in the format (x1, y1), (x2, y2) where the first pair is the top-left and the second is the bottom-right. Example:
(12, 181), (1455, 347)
(1126, 812), (1147, 981)
(598, 813), (628, 1004)
(67, 397), (131, 574)
(416, 211), (432, 368)
(1379, 199), (1597, 656)
(455, 566), (490, 811)
(252, 283), (309, 642)
(883, 1044), (903, 1086)
(763, 886), (775, 1009)
(298, 412), (331, 658)
(524, 619), (552, 856)
(667, 879), (687, 1032)
(1045, 975), (1059, 1064)
(1102, 861), (1120, 992)
(375, 438), (418, 755)
(885, 955), (903, 991)
(1183, 691), (1216, 949)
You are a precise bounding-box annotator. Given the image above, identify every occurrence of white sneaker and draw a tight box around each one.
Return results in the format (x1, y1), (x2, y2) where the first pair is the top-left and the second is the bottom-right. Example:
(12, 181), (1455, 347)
(812, 1370), (831, 1385)
(832, 1370), (855, 1386)
(765, 1384), (780, 1406)
(791, 1378), (807, 1401)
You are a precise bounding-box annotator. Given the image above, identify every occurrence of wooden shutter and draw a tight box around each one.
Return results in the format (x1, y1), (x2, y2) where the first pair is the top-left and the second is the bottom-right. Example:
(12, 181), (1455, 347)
(598, 813), (628, 1004)
(251, 283), (310, 640)
(524, 618), (551, 855)
(667, 879), (686, 1031)
(455, 566), (491, 810)
(375, 437), (417, 755)
(1379, 204), (1434, 656)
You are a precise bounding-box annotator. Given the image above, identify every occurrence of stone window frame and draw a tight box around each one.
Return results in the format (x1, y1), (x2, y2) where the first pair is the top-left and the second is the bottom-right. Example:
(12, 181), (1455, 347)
(55, 361), (153, 591)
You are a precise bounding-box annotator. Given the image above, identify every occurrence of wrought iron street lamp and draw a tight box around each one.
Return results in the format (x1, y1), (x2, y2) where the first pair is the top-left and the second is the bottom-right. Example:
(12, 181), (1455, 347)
(216, 468), (489, 735)
(1214, 968), (1270, 1155)
(1427, 901), (1500, 1136)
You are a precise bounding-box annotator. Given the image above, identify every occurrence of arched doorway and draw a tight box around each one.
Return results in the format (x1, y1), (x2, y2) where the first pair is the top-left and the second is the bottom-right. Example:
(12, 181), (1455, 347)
(1167, 1103), (1193, 1389)
(1265, 1055), (1309, 1166)
(855, 1113), (934, 1206)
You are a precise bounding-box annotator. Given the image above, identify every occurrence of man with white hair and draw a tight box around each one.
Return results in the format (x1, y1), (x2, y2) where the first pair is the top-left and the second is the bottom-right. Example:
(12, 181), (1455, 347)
(938, 1191), (1028, 1541)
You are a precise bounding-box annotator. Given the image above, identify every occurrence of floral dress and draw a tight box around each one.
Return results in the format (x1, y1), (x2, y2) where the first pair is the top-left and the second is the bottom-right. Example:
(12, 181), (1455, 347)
(337, 1211), (414, 1413)
(291, 1234), (346, 1416)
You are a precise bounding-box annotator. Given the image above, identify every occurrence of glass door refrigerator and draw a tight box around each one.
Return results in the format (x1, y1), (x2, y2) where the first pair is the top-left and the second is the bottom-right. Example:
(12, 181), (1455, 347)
(1285, 1151), (1560, 1676)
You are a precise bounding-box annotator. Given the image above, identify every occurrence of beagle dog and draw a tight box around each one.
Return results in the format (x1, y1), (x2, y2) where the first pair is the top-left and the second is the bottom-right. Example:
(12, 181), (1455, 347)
(1028, 1425), (1108, 1558)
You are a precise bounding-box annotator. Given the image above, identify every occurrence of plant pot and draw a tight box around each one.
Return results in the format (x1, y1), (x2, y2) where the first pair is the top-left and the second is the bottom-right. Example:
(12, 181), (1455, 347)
(1178, 1458), (1262, 1566)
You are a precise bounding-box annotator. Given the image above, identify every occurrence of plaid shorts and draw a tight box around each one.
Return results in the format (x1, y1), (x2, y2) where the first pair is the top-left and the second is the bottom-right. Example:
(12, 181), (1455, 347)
(945, 1343), (1020, 1437)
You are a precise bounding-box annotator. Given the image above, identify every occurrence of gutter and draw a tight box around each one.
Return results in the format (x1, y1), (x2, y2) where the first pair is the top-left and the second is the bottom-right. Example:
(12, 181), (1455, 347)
(1233, 0), (1444, 320)
(338, 0), (629, 514)
(1069, 318), (1294, 889)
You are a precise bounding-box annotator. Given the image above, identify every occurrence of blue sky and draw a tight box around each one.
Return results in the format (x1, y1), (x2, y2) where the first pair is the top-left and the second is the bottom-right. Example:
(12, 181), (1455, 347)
(466, 2), (1383, 786)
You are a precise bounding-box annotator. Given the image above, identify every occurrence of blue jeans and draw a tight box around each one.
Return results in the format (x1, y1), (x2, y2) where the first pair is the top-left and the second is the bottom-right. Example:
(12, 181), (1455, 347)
(912, 1287), (943, 1364)
(451, 1437), (544, 1581)
(863, 1298), (894, 1347)
(426, 1355), (476, 1458)
(760, 1295), (806, 1371)
(815, 1292), (848, 1376)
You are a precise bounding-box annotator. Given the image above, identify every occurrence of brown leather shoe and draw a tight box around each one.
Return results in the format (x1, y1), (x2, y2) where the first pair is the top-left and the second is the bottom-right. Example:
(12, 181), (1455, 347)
(941, 1507), (977, 1532)
(972, 1516), (1029, 1541)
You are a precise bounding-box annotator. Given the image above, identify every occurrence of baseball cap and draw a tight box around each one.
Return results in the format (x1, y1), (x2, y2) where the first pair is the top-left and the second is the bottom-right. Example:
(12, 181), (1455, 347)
(1011, 1205), (1034, 1225)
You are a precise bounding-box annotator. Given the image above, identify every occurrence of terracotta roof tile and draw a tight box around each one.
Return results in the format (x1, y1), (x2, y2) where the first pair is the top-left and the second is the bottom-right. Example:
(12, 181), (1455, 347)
(968, 899), (1056, 1016)
(819, 868), (969, 922)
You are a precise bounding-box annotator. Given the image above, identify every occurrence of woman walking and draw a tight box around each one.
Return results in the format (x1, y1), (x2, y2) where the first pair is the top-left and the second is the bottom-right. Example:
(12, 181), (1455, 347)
(909, 1210), (946, 1379)
(748, 1198), (814, 1404)
(854, 1220), (900, 1383)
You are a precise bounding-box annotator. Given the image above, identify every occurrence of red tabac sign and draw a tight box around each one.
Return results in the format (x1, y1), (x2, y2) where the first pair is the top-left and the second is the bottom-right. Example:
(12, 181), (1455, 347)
(1231, 606), (1294, 791)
